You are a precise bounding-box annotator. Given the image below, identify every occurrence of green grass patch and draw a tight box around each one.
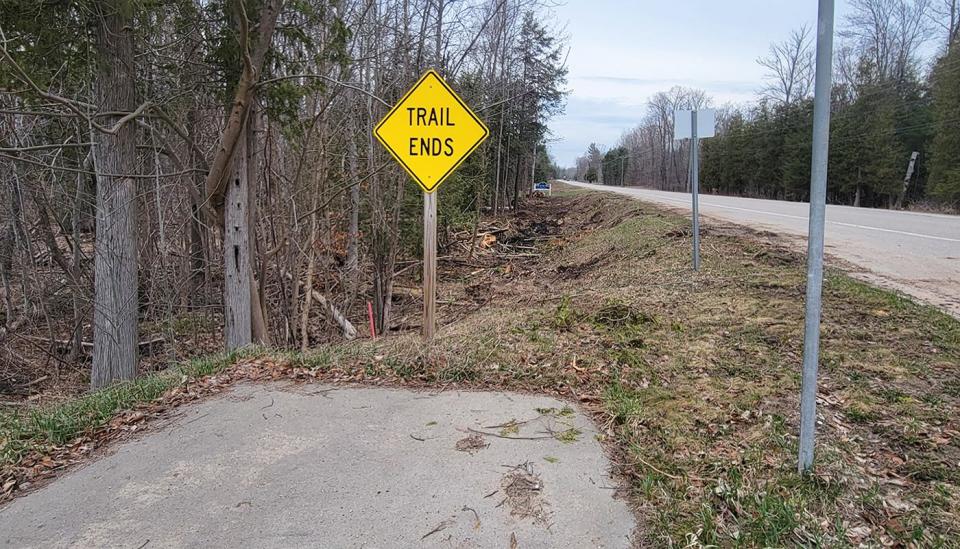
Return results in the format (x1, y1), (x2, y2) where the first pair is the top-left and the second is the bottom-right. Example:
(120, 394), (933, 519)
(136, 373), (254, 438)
(0, 349), (248, 468)
(604, 380), (645, 426)
(553, 427), (581, 443)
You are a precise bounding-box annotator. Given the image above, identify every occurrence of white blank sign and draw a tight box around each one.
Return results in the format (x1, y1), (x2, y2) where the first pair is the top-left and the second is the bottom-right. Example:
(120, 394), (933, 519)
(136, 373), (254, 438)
(674, 109), (716, 140)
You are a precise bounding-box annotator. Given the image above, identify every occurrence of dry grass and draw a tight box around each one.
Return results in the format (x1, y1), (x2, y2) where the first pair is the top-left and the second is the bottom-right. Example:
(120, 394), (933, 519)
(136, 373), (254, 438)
(292, 185), (959, 545)
(2, 184), (957, 546)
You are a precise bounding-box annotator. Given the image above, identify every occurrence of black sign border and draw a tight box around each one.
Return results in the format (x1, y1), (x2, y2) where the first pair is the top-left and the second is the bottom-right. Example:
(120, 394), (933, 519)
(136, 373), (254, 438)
(374, 70), (490, 193)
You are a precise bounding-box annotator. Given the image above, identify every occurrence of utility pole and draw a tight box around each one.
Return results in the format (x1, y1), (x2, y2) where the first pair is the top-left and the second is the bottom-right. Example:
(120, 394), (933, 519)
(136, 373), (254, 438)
(620, 156), (625, 186)
(691, 111), (701, 271)
(895, 151), (919, 209)
(798, 0), (834, 473)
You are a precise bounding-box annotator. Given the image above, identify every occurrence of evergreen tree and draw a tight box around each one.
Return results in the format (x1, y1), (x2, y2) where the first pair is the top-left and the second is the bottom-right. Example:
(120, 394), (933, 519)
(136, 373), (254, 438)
(928, 43), (960, 204)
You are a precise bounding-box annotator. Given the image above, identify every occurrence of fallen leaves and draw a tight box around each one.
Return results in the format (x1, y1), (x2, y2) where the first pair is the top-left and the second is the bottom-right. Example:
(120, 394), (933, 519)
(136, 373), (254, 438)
(0, 357), (294, 505)
(455, 433), (489, 454)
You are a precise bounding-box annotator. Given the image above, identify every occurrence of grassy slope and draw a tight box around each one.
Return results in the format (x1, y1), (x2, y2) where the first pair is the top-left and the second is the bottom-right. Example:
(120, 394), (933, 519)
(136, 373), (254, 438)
(289, 188), (959, 545)
(3, 186), (958, 546)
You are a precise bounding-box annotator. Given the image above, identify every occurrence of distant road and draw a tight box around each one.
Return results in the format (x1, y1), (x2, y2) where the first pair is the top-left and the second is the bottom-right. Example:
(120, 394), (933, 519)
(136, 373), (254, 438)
(559, 180), (960, 317)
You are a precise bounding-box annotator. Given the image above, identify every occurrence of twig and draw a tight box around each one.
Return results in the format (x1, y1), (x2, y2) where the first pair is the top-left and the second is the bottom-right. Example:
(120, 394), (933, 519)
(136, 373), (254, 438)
(466, 427), (553, 440)
(462, 505), (481, 530)
(633, 455), (712, 483)
(483, 413), (547, 430)
(17, 375), (49, 388)
(420, 520), (453, 540)
(256, 74), (391, 108)
(634, 455), (680, 480)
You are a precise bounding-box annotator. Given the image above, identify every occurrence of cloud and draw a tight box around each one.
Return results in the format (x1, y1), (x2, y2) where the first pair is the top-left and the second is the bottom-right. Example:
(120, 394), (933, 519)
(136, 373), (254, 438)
(575, 75), (758, 95)
(547, 97), (648, 166)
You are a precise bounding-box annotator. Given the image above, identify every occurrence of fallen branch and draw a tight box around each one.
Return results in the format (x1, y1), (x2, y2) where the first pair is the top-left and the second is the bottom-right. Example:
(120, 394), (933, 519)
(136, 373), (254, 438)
(17, 375), (49, 388)
(283, 271), (357, 340)
(466, 427), (554, 440)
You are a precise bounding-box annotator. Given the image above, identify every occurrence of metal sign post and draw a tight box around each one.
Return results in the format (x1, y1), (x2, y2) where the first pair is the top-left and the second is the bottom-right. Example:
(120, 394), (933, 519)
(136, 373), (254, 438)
(675, 108), (714, 272)
(798, 0), (835, 473)
(373, 70), (489, 340)
(691, 112), (701, 271)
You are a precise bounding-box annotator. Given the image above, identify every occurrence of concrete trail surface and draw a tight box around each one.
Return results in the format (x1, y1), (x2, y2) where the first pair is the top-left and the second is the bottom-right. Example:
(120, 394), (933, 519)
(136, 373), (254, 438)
(561, 180), (960, 317)
(0, 384), (634, 548)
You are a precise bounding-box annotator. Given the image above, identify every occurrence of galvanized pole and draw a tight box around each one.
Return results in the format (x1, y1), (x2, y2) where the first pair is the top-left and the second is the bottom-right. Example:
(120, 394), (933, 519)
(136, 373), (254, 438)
(799, 0), (834, 473)
(691, 111), (701, 271)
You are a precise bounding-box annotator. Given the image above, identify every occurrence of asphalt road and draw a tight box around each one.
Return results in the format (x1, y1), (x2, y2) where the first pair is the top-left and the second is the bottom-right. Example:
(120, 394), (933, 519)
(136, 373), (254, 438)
(560, 180), (960, 317)
(1, 384), (633, 548)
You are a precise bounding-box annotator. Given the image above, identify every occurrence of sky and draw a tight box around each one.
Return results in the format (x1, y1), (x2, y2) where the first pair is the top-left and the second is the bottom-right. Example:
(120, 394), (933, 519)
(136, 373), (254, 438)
(546, 1), (856, 167)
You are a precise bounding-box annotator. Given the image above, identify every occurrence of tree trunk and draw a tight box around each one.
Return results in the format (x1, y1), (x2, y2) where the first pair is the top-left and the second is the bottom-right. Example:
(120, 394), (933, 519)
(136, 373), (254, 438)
(91, 0), (139, 389)
(854, 169), (862, 207)
(211, 0), (281, 349)
(202, 0), (282, 219)
(300, 201), (319, 352)
(0, 218), (13, 325)
(345, 128), (360, 276)
(224, 118), (252, 350)
(187, 107), (207, 304)
(511, 154), (522, 211)
(246, 105), (270, 345)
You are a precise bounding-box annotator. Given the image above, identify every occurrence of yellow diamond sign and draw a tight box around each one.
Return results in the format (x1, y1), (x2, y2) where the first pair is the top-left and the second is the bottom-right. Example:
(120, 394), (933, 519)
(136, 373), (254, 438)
(375, 70), (489, 193)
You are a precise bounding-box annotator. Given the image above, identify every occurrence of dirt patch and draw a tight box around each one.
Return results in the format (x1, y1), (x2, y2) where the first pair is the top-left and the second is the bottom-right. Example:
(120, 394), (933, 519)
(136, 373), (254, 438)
(454, 433), (489, 454)
(499, 462), (550, 527)
(555, 249), (612, 280)
(663, 227), (691, 238)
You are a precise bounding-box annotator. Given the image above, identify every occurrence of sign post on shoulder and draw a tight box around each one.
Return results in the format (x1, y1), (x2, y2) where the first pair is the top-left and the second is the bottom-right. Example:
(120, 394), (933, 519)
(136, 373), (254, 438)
(374, 70), (489, 340)
(798, 0), (835, 473)
(674, 108), (715, 271)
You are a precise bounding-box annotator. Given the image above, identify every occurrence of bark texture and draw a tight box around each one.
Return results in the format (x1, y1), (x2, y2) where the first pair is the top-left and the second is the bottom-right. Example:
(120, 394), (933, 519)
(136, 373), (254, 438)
(224, 120), (252, 350)
(91, 0), (139, 388)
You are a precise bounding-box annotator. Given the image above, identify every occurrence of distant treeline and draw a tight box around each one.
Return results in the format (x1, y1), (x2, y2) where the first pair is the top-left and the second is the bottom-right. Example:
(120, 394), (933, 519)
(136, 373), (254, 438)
(570, 0), (960, 210)
(700, 46), (959, 209)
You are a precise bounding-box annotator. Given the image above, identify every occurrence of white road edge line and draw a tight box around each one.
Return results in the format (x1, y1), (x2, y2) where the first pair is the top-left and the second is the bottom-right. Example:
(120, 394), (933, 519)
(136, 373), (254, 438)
(694, 201), (960, 243)
(572, 184), (960, 244)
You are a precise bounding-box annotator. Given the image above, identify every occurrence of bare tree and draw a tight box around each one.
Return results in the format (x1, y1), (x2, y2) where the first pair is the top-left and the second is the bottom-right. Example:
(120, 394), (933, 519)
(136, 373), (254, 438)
(844, 0), (932, 83)
(0, 0), (569, 391)
(757, 25), (814, 105)
(929, 0), (959, 47)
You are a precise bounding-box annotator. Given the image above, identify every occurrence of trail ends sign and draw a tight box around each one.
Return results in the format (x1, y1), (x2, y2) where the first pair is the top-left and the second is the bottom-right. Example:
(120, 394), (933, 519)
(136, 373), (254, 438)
(375, 70), (489, 193)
